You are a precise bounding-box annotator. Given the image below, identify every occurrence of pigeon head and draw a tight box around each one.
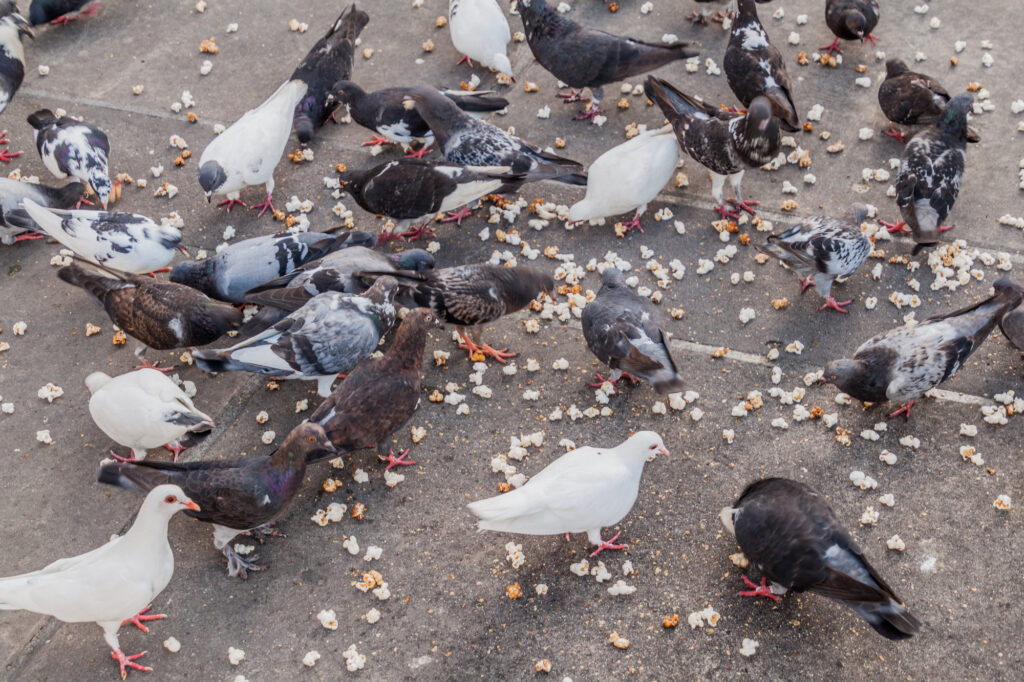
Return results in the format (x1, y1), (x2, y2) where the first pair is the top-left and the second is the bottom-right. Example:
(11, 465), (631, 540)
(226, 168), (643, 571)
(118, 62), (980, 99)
(392, 248), (435, 272)
(884, 59), (909, 78)
(718, 506), (738, 537)
(169, 259), (215, 293)
(938, 93), (974, 137)
(849, 203), (871, 226)
(145, 484), (201, 516)
(844, 10), (869, 39)
(331, 79), (365, 105)
(1, 4), (33, 39)
(404, 86), (462, 139)
(84, 371), (112, 394)
(600, 267), (628, 289)
(822, 358), (863, 393)
(281, 422), (337, 464)
(88, 171), (112, 210)
(294, 114), (314, 145)
(491, 53), (514, 79)
(198, 161), (228, 199)
(744, 97), (778, 137)
(56, 182), (87, 208)
(362, 275), (399, 306)
(623, 431), (670, 462)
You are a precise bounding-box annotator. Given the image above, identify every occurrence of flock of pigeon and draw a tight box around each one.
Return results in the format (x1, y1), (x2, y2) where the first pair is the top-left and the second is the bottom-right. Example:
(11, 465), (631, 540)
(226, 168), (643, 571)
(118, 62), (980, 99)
(0, 0), (1020, 677)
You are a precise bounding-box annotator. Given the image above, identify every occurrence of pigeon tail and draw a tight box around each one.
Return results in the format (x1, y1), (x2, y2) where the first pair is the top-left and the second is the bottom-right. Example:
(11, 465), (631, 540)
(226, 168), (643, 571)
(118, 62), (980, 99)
(764, 86), (800, 131)
(848, 598), (922, 641)
(96, 461), (175, 496)
(550, 172), (589, 187)
(26, 108), (57, 130)
(651, 373), (686, 395)
(192, 350), (256, 375)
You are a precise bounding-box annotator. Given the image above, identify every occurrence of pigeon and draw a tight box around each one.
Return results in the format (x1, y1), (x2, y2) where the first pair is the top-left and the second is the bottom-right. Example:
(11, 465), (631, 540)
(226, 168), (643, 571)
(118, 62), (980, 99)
(754, 205), (873, 313)
(87, 368), (215, 462)
(646, 76), (780, 220)
(468, 431), (669, 556)
(515, 0), (699, 121)
(720, 477), (921, 640)
(28, 108), (113, 208)
(338, 159), (525, 242)
(581, 268), (685, 394)
(97, 422), (335, 579)
(359, 263), (552, 362)
(877, 59), (981, 144)
(449, 0), (513, 77)
(331, 81), (508, 157)
(308, 307), (438, 470)
(0, 178), (84, 244)
(28, 0), (100, 26)
(169, 230), (375, 303)
(723, 0), (799, 132)
(5, 198), (185, 274)
(0, 484), (199, 679)
(57, 260), (243, 365)
(198, 79), (309, 216)
(823, 278), (1024, 419)
(822, 0), (879, 55)
(1000, 308), (1024, 352)
(0, 1), (32, 123)
(882, 93), (972, 253)
(406, 85), (587, 185)
(194, 277), (398, 397)
(567, 125), (680, 233)
(687, 0), (770, 25)
(291, 4), (368, 145)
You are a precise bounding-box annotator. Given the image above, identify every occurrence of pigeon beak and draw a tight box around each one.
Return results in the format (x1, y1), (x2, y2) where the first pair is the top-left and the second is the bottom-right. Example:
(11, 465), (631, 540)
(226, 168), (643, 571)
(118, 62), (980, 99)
(182, 498), (201, 512)
(101, 200), (108, 210)
(816, 377), (829, 386)
(657, 446), (670, 456)
(205, 192), (212, 203)
(176, 244), (190, 256)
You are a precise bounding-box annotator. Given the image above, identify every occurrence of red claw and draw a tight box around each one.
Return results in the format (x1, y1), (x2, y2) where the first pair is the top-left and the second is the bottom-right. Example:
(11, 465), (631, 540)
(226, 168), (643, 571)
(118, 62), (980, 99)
(739, 575), (781, 601)
(590, 531), (627, 557)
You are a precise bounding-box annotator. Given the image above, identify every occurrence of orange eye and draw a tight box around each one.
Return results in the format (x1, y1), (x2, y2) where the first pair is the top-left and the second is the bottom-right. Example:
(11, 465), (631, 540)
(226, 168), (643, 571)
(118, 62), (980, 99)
(165, 495), (177, 503)
(307, 436), (316, 442)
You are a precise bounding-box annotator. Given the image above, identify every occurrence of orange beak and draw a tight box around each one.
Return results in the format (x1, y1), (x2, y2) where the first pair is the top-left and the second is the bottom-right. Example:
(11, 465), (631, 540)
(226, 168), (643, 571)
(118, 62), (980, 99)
(658, 446), (670, 456)
(183, 498), (201, 512)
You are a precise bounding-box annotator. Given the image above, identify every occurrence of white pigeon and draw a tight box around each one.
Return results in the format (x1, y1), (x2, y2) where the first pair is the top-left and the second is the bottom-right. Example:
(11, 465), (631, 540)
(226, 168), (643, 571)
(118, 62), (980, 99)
(87, 369), (215, 462)
(467, 431), (668, 556)
(567, 125), (680, 233)
(11, 198), (185, 274)
(197, 79), (308, 216)
(448, 0), (513, 77)
(0, 484), (199, 679)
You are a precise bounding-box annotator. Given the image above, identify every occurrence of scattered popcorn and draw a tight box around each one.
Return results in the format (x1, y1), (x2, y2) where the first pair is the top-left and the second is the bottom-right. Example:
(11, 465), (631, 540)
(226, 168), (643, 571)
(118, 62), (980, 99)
(739, 638), (759, 657)
(570, 559), (589, 576)
(302, 651), (321, 668)
(608, 631), (630, 649)
(722, 429), (735, 444)
(260, 430), (275, 445)
(879, 493), (895, 507)
(228, 647), (245, 666)
(607, 580), (636, 596)
(887, 535), (906, 552)
(687, 606), (720, 629)
(317, 609), (338, 630)
(12, 321), (26, 335)
(993, 494), (1012, 510)
(860, 507), (879, 525)
(163, 637), (181, 653)
(343, 644), (366, 672)
(899, 435), (920, 449)
(785, 340), (804, 354)
(353, 469), (369, 484)
(37, 383), (63, 402)
(36, 430), (54, 445)
(880, 450), (898, 466)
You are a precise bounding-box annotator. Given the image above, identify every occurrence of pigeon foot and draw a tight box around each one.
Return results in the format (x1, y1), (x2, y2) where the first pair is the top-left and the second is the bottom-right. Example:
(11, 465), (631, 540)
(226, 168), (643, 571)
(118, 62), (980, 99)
(588, 371), (637, 392)
(616, 214), (644, 233)
(163, 441), (185, 462)
(375, 228), (403, 245)
(458, 334), (515, 364)
(888, 400), (914, 420)
(820, 38), (843, 55)
(714, 203), (740, 220)
(575, 105), (605, 122)
(727, 197), (759, 216)
(121, 606), (165, 634)
(819, 296), (852, 313)
(404, 145), (432, 159)
(13, 231), (45, 242)
(938, 224), (955, 233)
(880, 220), (909, 234)
(247, 523), (286, 544)
(361, 134), (392, 147)
(0, 148), (21, 163)
(134, 359), (175, 373)
(685, 9), (708, 23)
(862, 33), (879, 46)
(216, 198), (247, 212)
(723, 105), (747, 115)
(381, 448), (417, 471)
(50, 14), (78, 25)
(882, 127), (907, 143)
(251, 193), (275, 218)
(441, 205), (474, 225)
(589, 531), (627, 557)
(739, 575), (781, 601)
(146, 267), (171, 279)
(398, 223), (436, 242)
(557, 89), (590, 104)
(799, 275), (815, 293)
(456, 55), (474, 67)
(223, 545), (266, 580)
(110, 647), (151, 679)
(109, 450), (137, 464)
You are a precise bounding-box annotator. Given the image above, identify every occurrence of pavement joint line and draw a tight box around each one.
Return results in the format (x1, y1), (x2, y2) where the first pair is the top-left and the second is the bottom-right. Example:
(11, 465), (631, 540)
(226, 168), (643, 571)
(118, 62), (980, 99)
(3, 616), (62, 682)
(20, 87), (1023, 265)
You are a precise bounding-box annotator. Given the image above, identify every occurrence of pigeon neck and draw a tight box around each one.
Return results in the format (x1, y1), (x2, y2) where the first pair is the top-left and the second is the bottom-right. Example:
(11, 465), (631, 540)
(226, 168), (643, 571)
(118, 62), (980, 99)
(389, 319), (429, 371)
(517, 0), (551, 24)
(121, 505), (173, 551)
(735, 0), (761, 23)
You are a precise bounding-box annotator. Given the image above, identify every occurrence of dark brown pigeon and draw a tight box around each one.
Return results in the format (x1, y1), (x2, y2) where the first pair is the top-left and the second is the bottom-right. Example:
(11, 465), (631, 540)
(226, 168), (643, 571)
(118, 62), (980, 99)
(97, 422), (336, 579)
(357, 263), (552, 363)
(57, 260), (242, 368)
(516, 0), (699, 121)
(581, 268), (684, 394)
(308, 307), (437, 470)
(1000, 308), (1024, 351)
(720, 477), (921, 640)
(877, 59), (981, 143)
(823, 278), (1023, 419)
(822, 0), (879, 55)
(723, 0), (799, 132)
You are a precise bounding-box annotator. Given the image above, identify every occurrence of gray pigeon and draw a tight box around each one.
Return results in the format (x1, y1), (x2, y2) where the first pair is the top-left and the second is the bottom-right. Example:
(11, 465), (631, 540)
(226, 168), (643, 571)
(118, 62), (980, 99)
(1000, 308), (1024, 352)
(877, 59), (980, 143)
(883, 93), (973, 254)
(720, 478), (921, 640)
(581, 267), (684, 394)
(0, 177), (84, 244)
(823, 278), (1024, 418)
(755, 205), (872, 313)
(194, 277), (398, 397)
(823, 0), (879, 55)
(169, 230), (375, 303)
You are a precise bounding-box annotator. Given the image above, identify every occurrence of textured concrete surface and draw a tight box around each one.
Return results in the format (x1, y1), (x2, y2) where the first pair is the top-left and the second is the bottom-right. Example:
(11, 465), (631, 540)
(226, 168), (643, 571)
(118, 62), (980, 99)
(0, 0), (1021, 680)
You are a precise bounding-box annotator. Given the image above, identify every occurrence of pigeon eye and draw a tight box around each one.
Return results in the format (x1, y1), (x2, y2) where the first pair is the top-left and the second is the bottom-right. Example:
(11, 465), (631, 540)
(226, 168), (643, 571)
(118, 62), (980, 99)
(307, 436), (316, 442)
(649, 444), (657, 450)
(164, 495), (177, 503)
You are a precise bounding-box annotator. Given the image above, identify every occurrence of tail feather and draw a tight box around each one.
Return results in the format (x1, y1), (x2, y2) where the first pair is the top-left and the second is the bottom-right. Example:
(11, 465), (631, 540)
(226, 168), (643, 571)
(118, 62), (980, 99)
(193, 351), (246, 374)
(57, 264), (128, 307)
(96, 461), (174, 495)
(849, 598), (922, 640)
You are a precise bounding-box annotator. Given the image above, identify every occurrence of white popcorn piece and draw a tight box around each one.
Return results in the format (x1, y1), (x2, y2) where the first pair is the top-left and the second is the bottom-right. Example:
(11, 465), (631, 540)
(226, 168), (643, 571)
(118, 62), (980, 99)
(739, 638), (759, 657)
(689, 407), (703, 422)
(364, 607), (381, 623)
(898, 435), (920, 450)
(860, 429), (880, 442)
(260, 430), (275, 445)
(878, 493), (895, 507)
(879, 450), (898, 466)
(770, 417), (788, 429)
(822, 413), (838, 428)
(738, 307), (756, 325)
(228, 647), (245, 666)
(254, 410), (269, 424)
(522, 390), (540, 401)
(343, 536), (360, 555)
(855, 77), (872, 88)
(505, 541), (526, 569)
(652, 401), (667, 415)
(860, 507), (880, 525)
(353, 468), (369, 483)
(36, 430), (54, 445)
(325, 503), (346, 523)
(343, 644), (366, 672)
(570, 559), (589, 576)
(364, 545), (383, 561)
(163, 637), (181, 653)
(785, 340), (804, 354)
(806, 104), (824, 122)
(959, 423), (978, 437)
(607, 580), (636, 596)
(12, 321), (26, 335)
(993, 494), (1012, 511)
(722, 429), (735, 444)
(37, 383), (64, 402)
(317, 609), (338, 630)
(887, 535), (906, 551)
(302, 651), (321, 668)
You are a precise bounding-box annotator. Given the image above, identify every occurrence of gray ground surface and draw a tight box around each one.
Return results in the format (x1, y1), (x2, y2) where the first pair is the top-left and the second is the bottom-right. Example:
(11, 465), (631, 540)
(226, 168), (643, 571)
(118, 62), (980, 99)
(0, 0), (1022, 680)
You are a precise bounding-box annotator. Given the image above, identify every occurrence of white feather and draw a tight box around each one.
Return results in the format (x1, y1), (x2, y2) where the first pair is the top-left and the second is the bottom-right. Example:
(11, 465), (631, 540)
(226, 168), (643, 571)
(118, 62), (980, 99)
(449, 0), (513, 76)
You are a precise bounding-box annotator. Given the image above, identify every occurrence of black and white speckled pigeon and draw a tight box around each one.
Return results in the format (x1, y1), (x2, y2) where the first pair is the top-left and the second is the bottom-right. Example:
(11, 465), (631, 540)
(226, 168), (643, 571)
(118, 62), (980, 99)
(882, 93), (972, 254)
(28, 108), (112, 208)
(57, 260), (243, 364)
(7, 198), (185, 273)
(515, 0), (699, 121)
(646, 76), (780, 220)
(291, 4), (368, 145)
(407, 85), (587, 185)
(332, 81), (508, 158)
(755, 205), (872, 313)
(309, 307), (438, 470)
(720, 477), (921, 640)
(28, 0), (100, 26)
(877, 59), (980, 144)
(824, 278), (1023, 419)
(581, 267), (684, 394)
(724, 0), (799, 132)
(822, 0), (879, 55)
(339, 159), (525, 242)
(359, 263), (552, 363)
(97, 422), (336, 579)
(0, 178), (83, 244)
(0, 1), (32, 124)
(170, 230), (375, 303)
(194, 277), (398, 396)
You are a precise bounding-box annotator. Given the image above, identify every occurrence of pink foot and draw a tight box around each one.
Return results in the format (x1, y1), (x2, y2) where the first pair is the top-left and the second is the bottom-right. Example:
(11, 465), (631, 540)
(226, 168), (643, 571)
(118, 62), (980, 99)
(376, 229), (403, 245)
(163, 441), (185, 462)
(121, 606), (165, 634)
(819, 296), (852, 313)
(820, 38), (843, 55)
(557, 89), (590, 104)
(404, 145), (432, 159)
(456, 55), (473, 67)
(574, 105), (605, 122)
(13, 231), (45, 242)
(382, 448), (417, 472)
(727, 197), (758, 216)
(723, 105), (747, 115)
(862, 33), (879, 46)
(74, 197), (95, 209)
(109, 450), (136, 464)
(938, 224), (955, 233)
(79, 1), (101, 19)
(362, 134), (391, 147)
(327, 110), (341, 125)
(564, 533), (571, 541)
(882, 127), (908, 143)
(217, 198), (247, 212)
(880, 220), (909, 234)
(590, 531), (627, 557)
(134, 359), (175, 373)
(398, 223), (437, 241)
(739, 575), (781, 601)
(0, 149), (21, 163)
(799, 275), (815, 294)
(50, 14), (77, 25)
(252, 193), (275, 218)
(888, 400), (914, 420)
(588, 371), (639, 391)
(715, 203), (740, 220)
(616, 214), (644, 233)
(440, 205), (474, 225)
(110, 647), (151, 678)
